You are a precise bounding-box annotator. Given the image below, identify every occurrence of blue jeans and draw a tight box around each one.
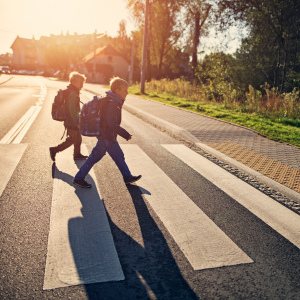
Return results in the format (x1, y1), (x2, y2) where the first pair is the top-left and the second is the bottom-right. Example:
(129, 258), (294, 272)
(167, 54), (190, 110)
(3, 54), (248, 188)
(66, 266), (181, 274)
(75, 137), (132, 182)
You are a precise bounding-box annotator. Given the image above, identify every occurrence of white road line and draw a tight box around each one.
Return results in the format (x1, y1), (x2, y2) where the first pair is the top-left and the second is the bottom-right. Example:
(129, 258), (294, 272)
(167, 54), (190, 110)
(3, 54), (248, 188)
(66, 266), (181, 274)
(43, 145), (124, 290)
(0, 81), (47, 144)
(0, 107), (36, 144)
(122, 145), (253, 270)
(162, 144), (300, 250)
(13, 106), (42, 144)
(0, 144), (28, 197)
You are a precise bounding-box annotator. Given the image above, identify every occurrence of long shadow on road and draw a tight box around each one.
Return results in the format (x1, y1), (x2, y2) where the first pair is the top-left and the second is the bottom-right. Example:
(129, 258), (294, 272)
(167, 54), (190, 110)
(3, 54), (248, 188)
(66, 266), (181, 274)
(83, 184), (198, 300)
(54, 162), (197, 299)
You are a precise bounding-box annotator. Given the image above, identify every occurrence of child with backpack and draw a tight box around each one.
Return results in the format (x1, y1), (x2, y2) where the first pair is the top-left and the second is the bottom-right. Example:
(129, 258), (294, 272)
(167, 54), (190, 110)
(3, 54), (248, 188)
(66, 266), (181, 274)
(72, 77), (141, 188)
(49, 72), (88, 162)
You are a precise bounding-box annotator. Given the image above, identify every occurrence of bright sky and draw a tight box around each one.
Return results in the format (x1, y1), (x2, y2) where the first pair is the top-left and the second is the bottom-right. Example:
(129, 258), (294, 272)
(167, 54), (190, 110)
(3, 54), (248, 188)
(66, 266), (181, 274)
(0, 0), (135, 54)
(0, 0), (243, 56)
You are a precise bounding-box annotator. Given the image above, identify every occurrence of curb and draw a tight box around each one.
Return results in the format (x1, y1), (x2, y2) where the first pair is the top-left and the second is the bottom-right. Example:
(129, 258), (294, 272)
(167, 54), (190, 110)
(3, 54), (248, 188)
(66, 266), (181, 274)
(126, 94), (259, 133)
(0, 76), (13, 85)
(124, 103), (300, 204)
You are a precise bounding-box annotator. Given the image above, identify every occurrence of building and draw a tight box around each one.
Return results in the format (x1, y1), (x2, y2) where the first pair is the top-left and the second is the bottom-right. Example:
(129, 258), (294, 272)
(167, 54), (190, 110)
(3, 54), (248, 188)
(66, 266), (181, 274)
(80, 45), (130, 83)
(10, 36), (39, 70)
(10, 31), (108, 71)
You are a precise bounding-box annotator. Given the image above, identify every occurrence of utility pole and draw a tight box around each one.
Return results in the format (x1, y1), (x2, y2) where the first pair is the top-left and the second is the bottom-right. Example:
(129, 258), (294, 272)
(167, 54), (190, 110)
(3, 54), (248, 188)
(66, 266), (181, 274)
(140, 0), (149, 94)
(146, 2), (151, 81)
(93, 29), (97, 82)
(129, 38), (134, 84)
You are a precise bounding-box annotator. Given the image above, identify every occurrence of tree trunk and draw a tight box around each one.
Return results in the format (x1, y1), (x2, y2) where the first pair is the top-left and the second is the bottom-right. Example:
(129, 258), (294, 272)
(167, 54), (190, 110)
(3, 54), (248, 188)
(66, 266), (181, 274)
(280, 46), (288, 93)
(146, 3), (152, 81)
(273, 45), (280, 87)
(192, 12), (200, 83)
(158, 43), (165, 78)
(191, 5), (211, 83)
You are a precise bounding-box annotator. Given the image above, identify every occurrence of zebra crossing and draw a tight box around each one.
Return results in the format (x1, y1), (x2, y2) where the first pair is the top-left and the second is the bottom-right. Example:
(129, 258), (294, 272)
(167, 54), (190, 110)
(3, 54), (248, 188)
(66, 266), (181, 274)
(0, 133), (299, 290)
(41, 143), (300, 290)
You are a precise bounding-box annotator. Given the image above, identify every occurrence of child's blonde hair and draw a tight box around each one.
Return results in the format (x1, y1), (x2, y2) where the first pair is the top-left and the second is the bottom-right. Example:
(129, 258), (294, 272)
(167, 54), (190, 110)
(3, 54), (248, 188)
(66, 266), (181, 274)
(69, 71), (86, 84)
(110, 77), (128, 93)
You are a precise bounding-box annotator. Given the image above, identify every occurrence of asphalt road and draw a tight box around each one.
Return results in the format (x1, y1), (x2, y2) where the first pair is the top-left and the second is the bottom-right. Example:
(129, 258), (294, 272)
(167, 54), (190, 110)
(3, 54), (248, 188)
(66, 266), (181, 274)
(0, 75), (300, 299)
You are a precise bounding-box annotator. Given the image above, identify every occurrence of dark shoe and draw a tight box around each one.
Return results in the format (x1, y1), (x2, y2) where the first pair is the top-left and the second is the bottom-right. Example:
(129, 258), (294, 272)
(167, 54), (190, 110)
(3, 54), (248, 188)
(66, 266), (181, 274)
(72, 179), (92, 188)
(74, 154), (88, 160)
(49, 147), (56, 162)
(125, 175), (142, 185)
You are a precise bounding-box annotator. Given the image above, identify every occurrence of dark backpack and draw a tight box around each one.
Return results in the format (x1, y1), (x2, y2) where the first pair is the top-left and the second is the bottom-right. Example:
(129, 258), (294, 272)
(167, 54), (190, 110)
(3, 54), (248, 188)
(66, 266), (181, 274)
(79, 95), (109, 136)
(51, 89), (70, 121)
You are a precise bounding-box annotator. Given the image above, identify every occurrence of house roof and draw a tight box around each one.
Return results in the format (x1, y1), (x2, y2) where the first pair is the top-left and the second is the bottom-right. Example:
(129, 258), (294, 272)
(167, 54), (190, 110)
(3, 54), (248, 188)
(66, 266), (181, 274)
(11, 33), (108, 50)
(82, 44), (129, 64)
(10, 36), (38, 50)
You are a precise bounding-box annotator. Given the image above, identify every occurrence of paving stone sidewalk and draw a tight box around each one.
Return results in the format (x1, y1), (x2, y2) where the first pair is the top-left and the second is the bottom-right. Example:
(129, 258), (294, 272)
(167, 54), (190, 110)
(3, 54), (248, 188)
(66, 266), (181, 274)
(124, 94), (300, 196)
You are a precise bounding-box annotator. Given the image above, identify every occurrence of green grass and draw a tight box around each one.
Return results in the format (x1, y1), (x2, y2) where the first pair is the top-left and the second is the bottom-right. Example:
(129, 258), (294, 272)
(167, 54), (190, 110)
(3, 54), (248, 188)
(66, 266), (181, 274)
(128, 86), (300, 148)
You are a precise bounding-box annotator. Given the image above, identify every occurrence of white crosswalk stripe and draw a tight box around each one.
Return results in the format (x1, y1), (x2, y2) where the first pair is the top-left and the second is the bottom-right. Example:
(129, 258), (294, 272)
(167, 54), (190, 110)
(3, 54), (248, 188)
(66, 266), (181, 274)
(162, 144), (300, 250)
(122, 144), (253, 270)
(0, 144), (27, 197)
(43, 145), (124, 290)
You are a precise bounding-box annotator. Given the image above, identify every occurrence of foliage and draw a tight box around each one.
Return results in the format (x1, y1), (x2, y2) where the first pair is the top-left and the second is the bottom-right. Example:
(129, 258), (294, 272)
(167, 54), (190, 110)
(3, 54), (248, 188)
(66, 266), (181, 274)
(125, 0), (300, 94)
(129, 81), (300, 147)
(108, 20), (132, 63)
(195, 52), (243, 101)
(127, 0), (186, 79)
(131, 77), (300, 119)
(182, 0), (213, 81)
(217, 0), (300, 92)
(44, 42), (84, 77)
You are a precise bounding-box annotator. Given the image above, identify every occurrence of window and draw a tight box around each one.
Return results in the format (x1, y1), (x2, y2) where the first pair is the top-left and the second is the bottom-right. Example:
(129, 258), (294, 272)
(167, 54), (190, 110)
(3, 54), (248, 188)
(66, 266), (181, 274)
(108, 56), (112, 62)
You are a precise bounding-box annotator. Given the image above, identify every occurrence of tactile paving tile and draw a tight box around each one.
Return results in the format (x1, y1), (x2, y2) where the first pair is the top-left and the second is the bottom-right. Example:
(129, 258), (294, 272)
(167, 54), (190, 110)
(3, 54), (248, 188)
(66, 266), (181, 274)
(207, 142), (300, 193)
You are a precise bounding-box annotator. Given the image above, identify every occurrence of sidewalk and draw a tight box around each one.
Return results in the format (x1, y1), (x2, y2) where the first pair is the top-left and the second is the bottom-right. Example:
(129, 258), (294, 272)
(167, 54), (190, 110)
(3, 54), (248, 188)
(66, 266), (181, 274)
(125, 94), (300, 201)
(83, 85), (300, 205)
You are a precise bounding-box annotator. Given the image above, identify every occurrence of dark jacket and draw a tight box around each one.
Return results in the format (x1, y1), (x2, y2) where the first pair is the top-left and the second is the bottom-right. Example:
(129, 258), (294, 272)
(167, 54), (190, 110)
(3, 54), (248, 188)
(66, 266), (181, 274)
(64, 84), (81, 130)
(102, 90), (130, 142)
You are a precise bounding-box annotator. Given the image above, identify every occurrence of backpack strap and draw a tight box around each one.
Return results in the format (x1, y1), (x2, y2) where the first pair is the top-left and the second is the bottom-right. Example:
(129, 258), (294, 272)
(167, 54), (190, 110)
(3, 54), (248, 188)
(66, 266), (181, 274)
(60, 89), (72, 140)
(61, 127), (67, 140)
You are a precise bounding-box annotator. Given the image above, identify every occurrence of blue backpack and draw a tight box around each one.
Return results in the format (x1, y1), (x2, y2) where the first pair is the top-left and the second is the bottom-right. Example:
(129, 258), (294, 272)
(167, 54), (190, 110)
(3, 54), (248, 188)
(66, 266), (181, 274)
(79, 95), (109, 136)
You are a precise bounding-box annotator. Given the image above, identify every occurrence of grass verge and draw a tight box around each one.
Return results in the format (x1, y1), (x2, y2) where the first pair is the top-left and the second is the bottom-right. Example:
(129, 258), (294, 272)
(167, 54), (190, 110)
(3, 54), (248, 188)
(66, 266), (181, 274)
(128, 86), (300, 148)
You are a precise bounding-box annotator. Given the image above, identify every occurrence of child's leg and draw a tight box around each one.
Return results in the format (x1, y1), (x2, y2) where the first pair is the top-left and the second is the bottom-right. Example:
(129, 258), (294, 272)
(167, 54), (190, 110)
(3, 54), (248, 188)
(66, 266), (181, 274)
(74, 137), (106, 180)
(107, 141), (132, 182)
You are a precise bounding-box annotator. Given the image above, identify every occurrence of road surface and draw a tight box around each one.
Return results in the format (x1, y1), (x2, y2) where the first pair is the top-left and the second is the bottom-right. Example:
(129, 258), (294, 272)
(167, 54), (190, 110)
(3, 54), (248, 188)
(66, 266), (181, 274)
(0, 75), (299, 299)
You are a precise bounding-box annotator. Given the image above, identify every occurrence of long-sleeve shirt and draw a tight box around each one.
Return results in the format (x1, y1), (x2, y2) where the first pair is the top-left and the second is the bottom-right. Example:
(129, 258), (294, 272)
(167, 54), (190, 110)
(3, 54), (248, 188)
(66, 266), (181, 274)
(63, 84), (80, 130)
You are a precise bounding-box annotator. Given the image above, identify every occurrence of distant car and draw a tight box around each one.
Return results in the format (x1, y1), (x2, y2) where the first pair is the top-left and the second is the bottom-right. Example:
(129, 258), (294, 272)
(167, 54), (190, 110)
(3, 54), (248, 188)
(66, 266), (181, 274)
(0, 66), (10, 74)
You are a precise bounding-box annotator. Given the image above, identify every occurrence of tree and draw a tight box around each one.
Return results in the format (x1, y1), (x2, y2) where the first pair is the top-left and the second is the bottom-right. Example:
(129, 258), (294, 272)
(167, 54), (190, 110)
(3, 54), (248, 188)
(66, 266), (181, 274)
(184, 0), (212, 82)
(108, 20), (142, 82)
(196, 52), (241, 100)
(127, 0), (184, 79)
(216, 0), (300, 92)
(109, 20), (132, 62)
(45, 42), (84, 77)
